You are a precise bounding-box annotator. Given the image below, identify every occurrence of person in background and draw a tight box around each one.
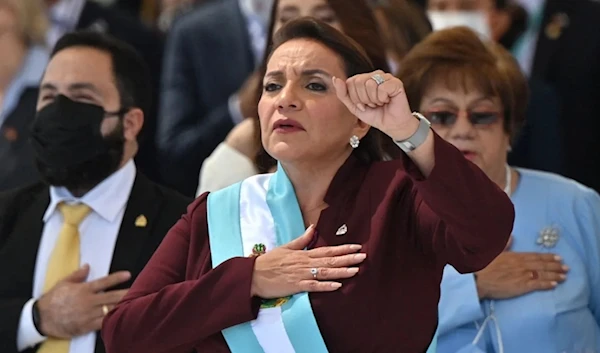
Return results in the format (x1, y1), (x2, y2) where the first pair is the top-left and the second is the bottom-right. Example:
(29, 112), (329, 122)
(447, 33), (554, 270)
(156, 0), (195, 32)
(369, 0), (432, 75)
(196, 0), (391, 195)
(157, 0), (274, 197)
(398, 26), (600, 352)
(509, 0), (600, 193)
(44, 0), (165, 185)
(0, 31), (190, 353)
(103, 17), (513, 353)
(417, 0), (563, 176)
(0, 0), (49, 191)
(421, 0), (527, 49)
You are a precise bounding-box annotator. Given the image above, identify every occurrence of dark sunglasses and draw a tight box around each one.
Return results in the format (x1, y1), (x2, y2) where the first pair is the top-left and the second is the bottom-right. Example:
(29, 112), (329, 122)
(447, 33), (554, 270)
(423, 111), (501, 127)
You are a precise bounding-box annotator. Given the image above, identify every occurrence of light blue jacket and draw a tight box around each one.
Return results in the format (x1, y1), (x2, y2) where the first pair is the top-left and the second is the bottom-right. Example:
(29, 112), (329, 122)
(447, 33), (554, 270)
(438, 169), (600, 353)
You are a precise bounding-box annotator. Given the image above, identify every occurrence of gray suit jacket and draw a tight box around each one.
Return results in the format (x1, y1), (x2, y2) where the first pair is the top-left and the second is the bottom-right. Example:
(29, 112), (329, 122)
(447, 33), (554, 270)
(157, 0), (255, 196)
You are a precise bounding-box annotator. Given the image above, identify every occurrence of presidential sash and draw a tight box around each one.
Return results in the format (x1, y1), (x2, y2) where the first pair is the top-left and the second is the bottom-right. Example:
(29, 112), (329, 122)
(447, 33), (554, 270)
(207, 165), (438, 353)
(207, 166), (329, 353)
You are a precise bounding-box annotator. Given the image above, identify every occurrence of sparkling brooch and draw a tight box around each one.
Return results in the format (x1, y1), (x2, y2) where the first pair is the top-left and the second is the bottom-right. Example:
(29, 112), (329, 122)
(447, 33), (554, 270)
(537, 226), (560, 248)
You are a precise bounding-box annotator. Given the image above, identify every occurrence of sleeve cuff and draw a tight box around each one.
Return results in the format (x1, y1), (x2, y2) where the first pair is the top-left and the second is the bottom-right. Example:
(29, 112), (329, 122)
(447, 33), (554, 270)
(228, 93), (245, 125)
(17, 298), (46, 351)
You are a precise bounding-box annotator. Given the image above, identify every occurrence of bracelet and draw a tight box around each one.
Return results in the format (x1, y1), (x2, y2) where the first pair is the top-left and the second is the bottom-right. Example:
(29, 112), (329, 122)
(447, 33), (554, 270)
(32, 300), (44, 336)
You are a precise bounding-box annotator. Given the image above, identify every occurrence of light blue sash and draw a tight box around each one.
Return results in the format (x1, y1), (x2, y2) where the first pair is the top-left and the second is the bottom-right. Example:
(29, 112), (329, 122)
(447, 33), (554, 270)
(207, 165), (329, 353)
(207, 164), (438, 353)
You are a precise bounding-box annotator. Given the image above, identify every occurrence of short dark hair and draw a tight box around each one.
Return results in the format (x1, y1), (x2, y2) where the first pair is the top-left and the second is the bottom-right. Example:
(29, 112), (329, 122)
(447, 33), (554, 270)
(256, 17), (398, 169)
(51, 31), (151, 117)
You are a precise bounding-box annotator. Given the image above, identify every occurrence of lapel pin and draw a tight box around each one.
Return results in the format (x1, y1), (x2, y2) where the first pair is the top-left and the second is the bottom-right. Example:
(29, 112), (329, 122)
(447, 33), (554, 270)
(537, 226), (560, 248)
(545, 12), (569, 40)
(335, 224), (348, 236)
(135, 214), (147, 228)
(3, 126), (18, 142)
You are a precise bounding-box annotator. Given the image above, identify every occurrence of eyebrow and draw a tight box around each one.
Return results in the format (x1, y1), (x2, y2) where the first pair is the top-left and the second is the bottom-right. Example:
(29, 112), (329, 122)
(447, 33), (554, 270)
(427, 96), (495, 106)
(312, 4), (333, 12)
(39, 82), (102, 96)
(265, 69), (333, 79)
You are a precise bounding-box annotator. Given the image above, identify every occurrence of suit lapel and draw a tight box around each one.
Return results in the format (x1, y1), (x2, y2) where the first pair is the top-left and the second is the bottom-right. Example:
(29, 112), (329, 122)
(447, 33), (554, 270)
(229, 0), (257, 69)
(531, 0), (574, 77)
(0, 186), (48, 294)
(108, 174), (162, 283)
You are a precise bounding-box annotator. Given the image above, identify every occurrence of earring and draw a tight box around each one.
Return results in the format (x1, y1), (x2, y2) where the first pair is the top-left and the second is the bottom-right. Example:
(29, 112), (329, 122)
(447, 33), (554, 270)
(349, 135), (360, 148)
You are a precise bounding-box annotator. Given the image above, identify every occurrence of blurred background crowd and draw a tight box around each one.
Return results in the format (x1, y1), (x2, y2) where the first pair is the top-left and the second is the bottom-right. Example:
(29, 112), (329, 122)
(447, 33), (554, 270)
(2, 0), (599, 197)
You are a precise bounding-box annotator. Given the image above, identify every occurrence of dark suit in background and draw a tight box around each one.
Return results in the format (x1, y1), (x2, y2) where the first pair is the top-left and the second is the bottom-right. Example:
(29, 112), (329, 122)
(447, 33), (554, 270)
(157, 0), (256, 196)
(0, 174), (190, 353)
(76, 1), (165, 185)
(527, 0), (600, 192)
(509, 78), (563, 174)
(0, 89), (40, 192)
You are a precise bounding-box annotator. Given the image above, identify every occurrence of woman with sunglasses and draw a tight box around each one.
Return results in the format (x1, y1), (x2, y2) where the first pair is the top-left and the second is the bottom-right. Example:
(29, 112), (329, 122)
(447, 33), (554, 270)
(398, 26), (600, 353)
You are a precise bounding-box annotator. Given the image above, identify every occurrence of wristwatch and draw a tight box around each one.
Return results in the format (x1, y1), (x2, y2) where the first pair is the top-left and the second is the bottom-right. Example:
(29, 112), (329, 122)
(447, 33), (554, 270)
(394, 112), (431, 153)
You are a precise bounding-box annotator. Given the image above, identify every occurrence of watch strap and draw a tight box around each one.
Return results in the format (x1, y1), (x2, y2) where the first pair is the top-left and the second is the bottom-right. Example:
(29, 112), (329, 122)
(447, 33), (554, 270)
(394, 112), (431, 152)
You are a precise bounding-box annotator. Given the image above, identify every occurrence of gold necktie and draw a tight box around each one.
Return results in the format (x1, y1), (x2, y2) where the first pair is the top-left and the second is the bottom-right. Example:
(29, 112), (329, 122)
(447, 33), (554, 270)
(37, 202), (91, 353)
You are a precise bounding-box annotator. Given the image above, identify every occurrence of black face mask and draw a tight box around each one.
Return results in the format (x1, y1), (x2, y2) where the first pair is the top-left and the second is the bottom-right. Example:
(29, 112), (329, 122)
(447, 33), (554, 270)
(30, 95), (126, 191)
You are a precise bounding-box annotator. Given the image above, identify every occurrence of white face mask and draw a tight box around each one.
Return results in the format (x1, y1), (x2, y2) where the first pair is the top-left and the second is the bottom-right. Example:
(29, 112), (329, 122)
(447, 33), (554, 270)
(427, 11), (492, 39)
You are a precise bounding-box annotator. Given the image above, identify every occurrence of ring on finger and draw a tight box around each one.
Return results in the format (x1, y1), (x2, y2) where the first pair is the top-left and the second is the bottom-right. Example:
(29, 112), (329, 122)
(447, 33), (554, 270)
(530, 270), (539, 280)
(371, 73), (385, 86)
(310, 267), (318, 279)
(102, 304), (109, 316)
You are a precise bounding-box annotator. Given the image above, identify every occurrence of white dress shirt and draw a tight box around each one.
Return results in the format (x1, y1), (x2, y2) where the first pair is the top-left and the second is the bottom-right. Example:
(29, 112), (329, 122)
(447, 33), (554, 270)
(46, 0), (87, 49)
(17, 160), (136, 353)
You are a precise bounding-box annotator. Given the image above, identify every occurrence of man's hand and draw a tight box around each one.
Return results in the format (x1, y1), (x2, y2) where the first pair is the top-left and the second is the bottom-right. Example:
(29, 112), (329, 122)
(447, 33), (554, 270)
(37, 265), (131, 338)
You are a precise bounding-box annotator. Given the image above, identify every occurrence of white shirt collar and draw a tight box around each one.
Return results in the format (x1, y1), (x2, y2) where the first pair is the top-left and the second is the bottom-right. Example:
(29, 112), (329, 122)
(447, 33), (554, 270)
(44, 159), (137, 223)
(50, 0), (87, 30)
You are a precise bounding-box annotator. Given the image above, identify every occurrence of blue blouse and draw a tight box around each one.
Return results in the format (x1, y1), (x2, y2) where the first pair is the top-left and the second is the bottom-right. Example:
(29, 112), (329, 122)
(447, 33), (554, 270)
(438, 168), (600, 353)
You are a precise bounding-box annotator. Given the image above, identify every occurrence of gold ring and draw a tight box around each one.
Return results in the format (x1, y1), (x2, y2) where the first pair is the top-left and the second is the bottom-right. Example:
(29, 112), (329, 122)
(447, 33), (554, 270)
(102, 305), (109, 316)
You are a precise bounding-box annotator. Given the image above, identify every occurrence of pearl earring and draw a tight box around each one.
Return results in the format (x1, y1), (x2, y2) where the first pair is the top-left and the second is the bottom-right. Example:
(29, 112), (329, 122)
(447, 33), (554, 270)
(349, 135), (360, 148)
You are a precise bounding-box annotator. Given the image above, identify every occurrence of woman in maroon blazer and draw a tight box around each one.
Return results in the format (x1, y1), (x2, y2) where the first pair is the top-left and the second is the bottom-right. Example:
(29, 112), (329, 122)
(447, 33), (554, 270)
(102, 18), (514, 353)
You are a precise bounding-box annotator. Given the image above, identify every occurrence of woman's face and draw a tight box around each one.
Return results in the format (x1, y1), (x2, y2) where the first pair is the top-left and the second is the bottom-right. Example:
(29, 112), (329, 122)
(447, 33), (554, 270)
(0, 5), (25, 74)
(273, 0), (342, 33)
(419, 80), (509, 178)
(258, 38), (366, 164)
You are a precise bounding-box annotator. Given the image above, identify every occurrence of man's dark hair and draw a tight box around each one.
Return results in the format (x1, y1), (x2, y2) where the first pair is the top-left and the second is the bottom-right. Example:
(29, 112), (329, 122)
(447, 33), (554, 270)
(51, 31), (151, 117)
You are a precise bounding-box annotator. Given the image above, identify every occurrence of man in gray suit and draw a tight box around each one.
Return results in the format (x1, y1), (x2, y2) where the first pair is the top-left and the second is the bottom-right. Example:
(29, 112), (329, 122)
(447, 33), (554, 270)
(157, 0), (273, 197)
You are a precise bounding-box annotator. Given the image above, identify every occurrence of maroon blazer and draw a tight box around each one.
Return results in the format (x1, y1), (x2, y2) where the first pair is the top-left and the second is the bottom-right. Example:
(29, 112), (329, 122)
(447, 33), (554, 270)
(102, 134), (514, 353)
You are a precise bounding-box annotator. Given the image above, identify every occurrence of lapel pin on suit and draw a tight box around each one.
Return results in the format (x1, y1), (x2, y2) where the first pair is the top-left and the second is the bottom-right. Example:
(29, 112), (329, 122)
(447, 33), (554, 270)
(135, 214), (147, 228)
(2, 126), (18, 142)
(545, 12), (569, 40)
(335, 224), (348, 236)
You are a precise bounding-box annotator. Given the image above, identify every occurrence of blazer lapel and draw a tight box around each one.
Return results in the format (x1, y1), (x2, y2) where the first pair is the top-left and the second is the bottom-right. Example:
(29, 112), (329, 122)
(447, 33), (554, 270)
(0, 186), (48, 293)
(531, 0), (574, 77)
(108, 174), (161, 283)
